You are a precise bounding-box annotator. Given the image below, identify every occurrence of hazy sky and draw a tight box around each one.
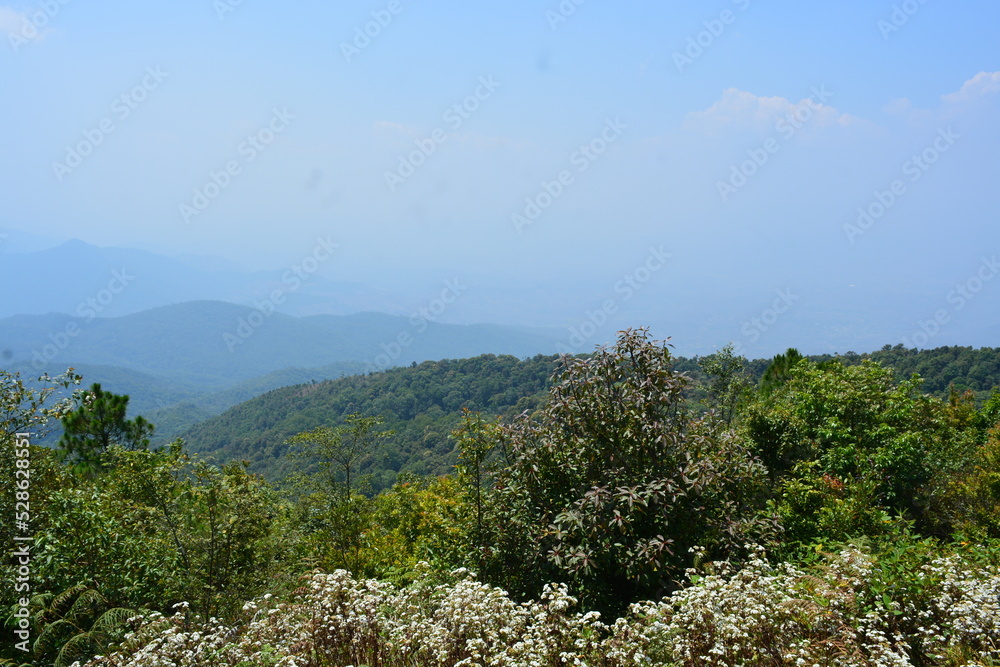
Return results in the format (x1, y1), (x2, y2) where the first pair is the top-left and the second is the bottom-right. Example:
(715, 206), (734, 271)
(2, 1), (999, 354)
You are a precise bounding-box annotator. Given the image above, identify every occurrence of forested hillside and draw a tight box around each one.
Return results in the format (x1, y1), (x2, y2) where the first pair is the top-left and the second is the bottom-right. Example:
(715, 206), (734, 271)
(182, 354), (556, 490)
(182, 344), (1000, 491)
(144, 360), (368, 441)
(863, 344), (1000, 395)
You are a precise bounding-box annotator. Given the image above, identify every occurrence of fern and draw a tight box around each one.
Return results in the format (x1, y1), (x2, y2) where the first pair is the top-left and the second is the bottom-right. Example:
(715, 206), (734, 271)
(65, 588), (108, 626)
(49, 583), (89, 617)
(26, 585), (135, 667)
(90, 607), (137, 636)
(32, 618), (80, 658)
(55, 632), (99, 667)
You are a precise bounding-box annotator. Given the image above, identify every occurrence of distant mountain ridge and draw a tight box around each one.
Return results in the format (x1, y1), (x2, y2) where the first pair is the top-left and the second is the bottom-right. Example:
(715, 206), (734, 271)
(0, 238), (404, 320)
(0, 300), (563, 386)
(5, 236), (1000, 359)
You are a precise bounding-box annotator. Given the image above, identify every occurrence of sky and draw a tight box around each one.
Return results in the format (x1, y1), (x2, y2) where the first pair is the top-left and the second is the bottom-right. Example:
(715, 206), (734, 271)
(1, 0), (999, 356)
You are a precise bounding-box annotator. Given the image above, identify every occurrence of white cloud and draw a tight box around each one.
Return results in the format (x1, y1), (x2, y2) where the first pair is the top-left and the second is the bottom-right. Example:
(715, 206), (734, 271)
(683, 87), (847, 135)
(684, 73), (1000, 138)
(942, 71), (1000, 106)
(880, 72), (1000, 128)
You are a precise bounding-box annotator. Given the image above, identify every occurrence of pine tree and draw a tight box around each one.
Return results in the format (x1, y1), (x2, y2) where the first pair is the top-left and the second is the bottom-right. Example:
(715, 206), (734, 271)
(759, 348), (805, 398)
(58, 383), (153, 471)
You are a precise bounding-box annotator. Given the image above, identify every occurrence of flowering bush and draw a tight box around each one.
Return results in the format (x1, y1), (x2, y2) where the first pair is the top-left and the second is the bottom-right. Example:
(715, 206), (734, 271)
(77, 546), (1000, 667)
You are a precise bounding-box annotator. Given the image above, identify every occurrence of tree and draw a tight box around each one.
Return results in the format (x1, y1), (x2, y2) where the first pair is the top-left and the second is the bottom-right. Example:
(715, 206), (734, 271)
(0, 368), (82, 616)
(453, 409), (502, 571)
(287, 412), (393, 500)
(758, 347), (804, 398)
(484, 329), (772, 615)
(362, 474), (469, 583)
(47, 441), (290, 620)
(286, 413), (393, 574)
(980, 389), (1000, 432)
(58, 383), (153, 471)
(698, 343), (753, 425)
(1, 367), (83, 438)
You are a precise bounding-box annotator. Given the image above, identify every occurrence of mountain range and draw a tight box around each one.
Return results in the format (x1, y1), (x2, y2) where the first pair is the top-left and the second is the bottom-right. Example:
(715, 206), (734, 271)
(0, 236), (406, 320)
(0, 300), (563, 441)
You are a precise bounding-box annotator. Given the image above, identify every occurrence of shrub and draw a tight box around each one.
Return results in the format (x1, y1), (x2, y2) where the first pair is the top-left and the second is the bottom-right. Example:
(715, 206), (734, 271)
(481, 329), (774, 616)
(76, 545), (1000, 667)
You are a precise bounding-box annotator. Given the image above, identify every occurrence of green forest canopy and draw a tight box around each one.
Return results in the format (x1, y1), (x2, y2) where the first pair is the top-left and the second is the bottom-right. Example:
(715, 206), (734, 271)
(180, 344), (1000, 492)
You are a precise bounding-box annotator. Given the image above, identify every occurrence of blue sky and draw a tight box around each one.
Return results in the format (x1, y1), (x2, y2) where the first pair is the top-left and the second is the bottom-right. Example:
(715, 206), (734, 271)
(2, 0), (999, 354)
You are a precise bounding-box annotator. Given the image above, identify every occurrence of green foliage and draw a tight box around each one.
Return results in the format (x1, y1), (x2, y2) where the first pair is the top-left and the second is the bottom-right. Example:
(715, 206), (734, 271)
(31, 482), (176, 611)
(58, 383), (153, 473)
(105, 442), (291, 619)
(146, 360), (366, 443)
(10, 341), (1000, 666)
(285, 414), (395, 577)
(864, 344), (1000, 397)
(26, 585), (137, 667)
(758, 347), (804, 398)
(286, 412), (393, 499)
(1, 367), (83, 438)
(743, 359), (977, 546)
(182, 354), (555, 492)
(982, 389), (1000, 430)
(697, 343), (753, 425)
(484, 329), (773, 615)
(0, 369), (86, 665)
(4, 436), (291, 653)
(172, 346), (1000, 496)
(931, 426), (1000, 540)
(0, 441), (68, 573)
(453, 409), (503, 571)
(771, 460), (892, 549)
(364, 474), (470, 583)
